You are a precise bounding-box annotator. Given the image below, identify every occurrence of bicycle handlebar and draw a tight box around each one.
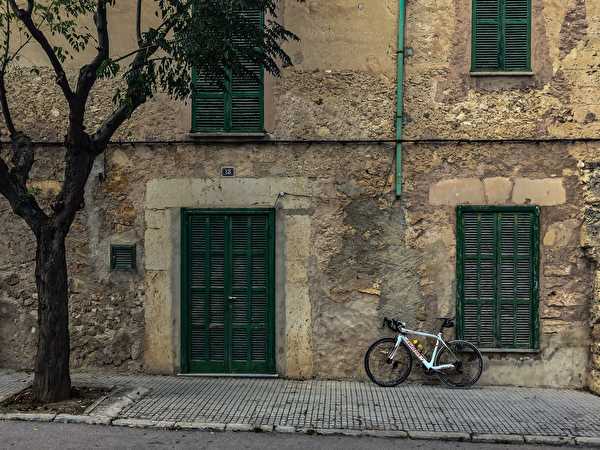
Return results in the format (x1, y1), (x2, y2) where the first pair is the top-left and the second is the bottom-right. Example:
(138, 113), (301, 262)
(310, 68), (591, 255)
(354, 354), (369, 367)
(382, 317), (454, 333)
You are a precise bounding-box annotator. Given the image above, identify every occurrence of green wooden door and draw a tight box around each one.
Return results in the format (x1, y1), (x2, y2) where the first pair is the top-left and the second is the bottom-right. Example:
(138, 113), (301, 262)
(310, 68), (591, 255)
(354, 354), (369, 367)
(181, 209), (275, 374)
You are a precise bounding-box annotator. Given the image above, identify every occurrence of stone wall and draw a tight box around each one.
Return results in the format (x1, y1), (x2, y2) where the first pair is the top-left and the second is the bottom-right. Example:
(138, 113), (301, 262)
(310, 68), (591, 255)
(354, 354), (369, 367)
(404, 142), (592, 387)
(0, 141), (593, 388)
(0, 148), (145, 372)
(1, 1), (598, 141)
(573, 143), (600, 394)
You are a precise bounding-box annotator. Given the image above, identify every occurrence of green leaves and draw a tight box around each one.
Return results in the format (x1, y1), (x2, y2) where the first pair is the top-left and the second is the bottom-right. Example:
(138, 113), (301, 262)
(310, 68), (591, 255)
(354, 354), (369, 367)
(108, 0), (298, 105)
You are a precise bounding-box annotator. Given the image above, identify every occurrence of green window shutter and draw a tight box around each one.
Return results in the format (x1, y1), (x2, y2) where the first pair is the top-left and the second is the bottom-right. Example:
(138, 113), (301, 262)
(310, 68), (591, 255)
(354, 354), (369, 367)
(457, 207), (539, 350)
(192, 72), (227, 132)
(472, 0), (530, 71)
(472, 0), (501, 71)
(503, 0), (530, 71)
(498, 212), (534, 347)
(191, 9), (264, 133)
(230, 9), (264, 133)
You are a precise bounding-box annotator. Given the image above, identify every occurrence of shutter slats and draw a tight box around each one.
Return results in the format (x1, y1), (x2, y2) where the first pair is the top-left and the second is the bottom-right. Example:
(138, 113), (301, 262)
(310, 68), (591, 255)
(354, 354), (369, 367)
(459, 208), (537, 349)
(473, 0), (500, 70)
(185, 212), (273, 372)
(504, 23), (529, 70)
(472, 0), (530, 71)
(111, 245), (136, 271)
(192, 8), (263, 132)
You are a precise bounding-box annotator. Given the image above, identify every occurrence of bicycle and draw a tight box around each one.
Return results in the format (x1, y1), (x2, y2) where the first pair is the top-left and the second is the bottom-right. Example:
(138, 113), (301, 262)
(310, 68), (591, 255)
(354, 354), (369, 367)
(364, 317), (484, 388)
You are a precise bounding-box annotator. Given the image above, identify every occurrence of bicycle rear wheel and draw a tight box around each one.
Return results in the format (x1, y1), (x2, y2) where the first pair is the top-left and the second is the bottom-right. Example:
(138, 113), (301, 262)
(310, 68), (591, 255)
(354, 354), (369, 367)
(435, 340), (483, 388)
(364, 338), (412, 387)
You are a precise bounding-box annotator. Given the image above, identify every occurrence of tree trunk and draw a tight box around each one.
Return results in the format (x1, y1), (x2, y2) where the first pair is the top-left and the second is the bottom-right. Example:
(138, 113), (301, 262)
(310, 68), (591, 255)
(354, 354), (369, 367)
(32, 224), (72, 402)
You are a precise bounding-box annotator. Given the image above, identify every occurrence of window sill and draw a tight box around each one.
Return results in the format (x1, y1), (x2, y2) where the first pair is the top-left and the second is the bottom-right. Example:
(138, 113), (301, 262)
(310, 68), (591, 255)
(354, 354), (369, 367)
(478, 348), (540, 354)
(188, 132), (269, 141)
(470, 71), (534, 77)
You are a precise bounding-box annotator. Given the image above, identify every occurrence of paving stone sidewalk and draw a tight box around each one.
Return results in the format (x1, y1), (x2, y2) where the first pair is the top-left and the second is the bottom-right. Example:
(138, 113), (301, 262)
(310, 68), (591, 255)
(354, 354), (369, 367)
(0, 370), (30, 402)
(2, 371), (600, 445)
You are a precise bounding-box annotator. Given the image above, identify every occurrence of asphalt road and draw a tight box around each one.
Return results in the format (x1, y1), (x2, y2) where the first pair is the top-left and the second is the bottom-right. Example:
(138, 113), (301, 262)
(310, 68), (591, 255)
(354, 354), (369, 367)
(0, 421), (581, 450)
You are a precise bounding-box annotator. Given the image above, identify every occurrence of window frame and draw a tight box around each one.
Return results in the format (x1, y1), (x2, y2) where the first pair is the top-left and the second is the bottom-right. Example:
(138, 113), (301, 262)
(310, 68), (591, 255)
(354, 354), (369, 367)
(455, 205), (540, 352)
(471, 0), (532, 73)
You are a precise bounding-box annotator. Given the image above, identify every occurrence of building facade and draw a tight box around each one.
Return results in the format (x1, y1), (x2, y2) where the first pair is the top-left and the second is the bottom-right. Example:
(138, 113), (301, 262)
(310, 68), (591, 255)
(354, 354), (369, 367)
(0, 1), (599, 391)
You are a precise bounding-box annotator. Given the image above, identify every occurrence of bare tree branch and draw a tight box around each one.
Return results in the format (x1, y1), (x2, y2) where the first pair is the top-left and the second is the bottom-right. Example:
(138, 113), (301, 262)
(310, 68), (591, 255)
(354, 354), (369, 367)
(74, 0), (109, 125)
(52, 147), (95, 230)
(0, 154), (46, 234)
(0, 0), (16, 137)
(0, 70), (16, 137)
(91, 16), (178, 150)
(8, 0), (74, 103)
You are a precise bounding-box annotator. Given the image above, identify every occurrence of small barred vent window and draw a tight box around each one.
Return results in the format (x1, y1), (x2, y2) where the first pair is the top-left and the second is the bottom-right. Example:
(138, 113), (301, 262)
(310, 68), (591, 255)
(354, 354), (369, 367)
(111, 244), (136, 271)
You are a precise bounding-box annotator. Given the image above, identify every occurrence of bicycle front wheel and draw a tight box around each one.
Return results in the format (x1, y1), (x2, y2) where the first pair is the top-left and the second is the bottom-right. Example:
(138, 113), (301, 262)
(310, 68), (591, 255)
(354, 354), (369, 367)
(364, 337), (412, 387)
(435, 340), (483, 388)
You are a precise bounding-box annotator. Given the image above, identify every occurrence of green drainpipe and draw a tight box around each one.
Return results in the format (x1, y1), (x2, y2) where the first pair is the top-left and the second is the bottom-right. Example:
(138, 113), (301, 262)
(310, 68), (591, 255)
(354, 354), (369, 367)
(395, 0), (407, 198)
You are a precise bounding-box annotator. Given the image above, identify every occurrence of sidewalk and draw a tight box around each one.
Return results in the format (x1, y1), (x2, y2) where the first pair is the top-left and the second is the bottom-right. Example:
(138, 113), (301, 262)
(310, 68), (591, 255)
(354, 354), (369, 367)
(2, 371), (600, 446)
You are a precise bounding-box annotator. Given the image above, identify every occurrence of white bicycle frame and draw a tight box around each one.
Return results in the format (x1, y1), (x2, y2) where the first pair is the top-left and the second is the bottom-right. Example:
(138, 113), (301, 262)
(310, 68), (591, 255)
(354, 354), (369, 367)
(389, 327), (455, 371)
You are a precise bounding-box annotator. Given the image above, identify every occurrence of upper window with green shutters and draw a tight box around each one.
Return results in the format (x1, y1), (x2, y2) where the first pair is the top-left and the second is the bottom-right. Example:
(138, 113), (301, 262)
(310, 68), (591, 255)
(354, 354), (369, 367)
(472, 0), (531, 72)
(191, 9), (264, 133)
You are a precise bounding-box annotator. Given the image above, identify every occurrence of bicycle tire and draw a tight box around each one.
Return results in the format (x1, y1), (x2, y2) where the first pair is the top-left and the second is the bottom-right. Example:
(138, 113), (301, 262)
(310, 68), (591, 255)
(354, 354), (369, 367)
(435, 339), (483, 388)
(364, 337), (413, 387)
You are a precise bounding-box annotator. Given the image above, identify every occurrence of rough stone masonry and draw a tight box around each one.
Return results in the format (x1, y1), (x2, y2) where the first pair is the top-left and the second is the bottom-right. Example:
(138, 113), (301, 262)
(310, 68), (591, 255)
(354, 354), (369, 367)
(0, 0), (599, 392)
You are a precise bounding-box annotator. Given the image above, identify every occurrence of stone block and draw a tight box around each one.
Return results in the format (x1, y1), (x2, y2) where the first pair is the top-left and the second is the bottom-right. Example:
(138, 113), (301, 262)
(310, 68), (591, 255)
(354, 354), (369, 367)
(543, 219), (580, 247)
(523, 435), (573, 445)
(483, 177), (513, 204)
(0, 412), (56, 422)
(589, 370), (600, 394)
(512, 178), (566, 206)
(146, 178), (194, 209)
(575, 436), (600, 447)
(145, 228), (169, 271)
(175, 422), (226, 431)
(408, 431), (470, 441)
(429, 178), (485, 206)
(54, 414), (111, 425)
(144, 271), (174, 373)
(226, 423), (254, 432)
(145, 209), (166, 230)
(109, 149), (133, 168)
(544, 265), (573, 277)
(546, 291), (587, 307)
(112, 418), (176, 429)
(542, 319), (569, 334)
(472, 433), (524, 444)
(592, 324), (600, 340)
(362, 430), (409, 438)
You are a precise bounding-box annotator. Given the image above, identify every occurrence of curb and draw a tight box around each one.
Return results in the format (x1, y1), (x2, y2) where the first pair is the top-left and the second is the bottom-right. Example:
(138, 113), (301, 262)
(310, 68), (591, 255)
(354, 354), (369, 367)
(0, 413), (597, 446)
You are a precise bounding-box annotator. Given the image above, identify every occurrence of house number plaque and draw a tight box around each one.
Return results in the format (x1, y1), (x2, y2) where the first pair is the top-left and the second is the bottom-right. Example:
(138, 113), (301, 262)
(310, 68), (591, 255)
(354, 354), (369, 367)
(221, 167), (235, 177)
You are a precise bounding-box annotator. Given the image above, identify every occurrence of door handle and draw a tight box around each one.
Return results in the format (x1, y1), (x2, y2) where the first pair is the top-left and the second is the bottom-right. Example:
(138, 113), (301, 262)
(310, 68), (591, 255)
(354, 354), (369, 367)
(228, 296), (239, 301)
